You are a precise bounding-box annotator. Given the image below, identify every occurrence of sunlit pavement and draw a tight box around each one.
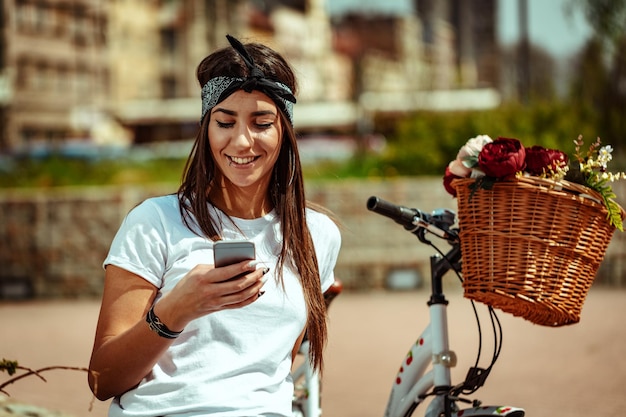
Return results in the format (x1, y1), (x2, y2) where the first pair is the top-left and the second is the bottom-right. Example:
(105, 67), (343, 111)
(2, 287), (625, 417)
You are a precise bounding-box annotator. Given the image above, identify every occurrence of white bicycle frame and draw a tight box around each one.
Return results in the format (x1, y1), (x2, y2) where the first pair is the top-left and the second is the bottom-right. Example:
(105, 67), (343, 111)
(292, 276), (524, 417)
(382, 276), (524, 417)
(291, 197), (526, 417)
(292, 340), (320, 417)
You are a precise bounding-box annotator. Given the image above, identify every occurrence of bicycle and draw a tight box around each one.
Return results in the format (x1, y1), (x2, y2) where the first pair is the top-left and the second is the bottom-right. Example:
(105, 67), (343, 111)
(291, 196), (525, 417)
(292, 280), (343, 417)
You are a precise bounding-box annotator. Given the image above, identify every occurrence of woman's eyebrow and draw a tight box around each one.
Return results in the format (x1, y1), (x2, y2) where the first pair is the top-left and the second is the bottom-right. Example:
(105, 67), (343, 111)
(211, 108), (277, 118)
(212, 107), (236, 116)
(251, 110), (277, 117)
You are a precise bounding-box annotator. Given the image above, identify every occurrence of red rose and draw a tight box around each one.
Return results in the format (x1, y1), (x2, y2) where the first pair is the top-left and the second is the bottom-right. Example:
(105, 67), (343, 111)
(525, 145), (569, 176)
(443, 165), (461, 197)
(478, 137), (526, 178)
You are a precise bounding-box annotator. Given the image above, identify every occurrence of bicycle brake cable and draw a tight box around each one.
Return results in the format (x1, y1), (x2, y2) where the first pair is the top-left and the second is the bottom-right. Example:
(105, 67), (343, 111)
(425, 238), (505, 399)
(431, 241), (505, 398)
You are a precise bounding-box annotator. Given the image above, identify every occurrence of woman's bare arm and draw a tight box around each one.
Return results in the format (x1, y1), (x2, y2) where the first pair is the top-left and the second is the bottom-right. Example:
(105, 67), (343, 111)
(88, 266), (168, 400)
(89, 262), (267, 400)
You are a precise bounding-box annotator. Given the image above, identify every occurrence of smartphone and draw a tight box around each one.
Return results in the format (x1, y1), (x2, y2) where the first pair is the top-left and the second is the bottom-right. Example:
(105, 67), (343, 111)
(213, 240), (256, 267)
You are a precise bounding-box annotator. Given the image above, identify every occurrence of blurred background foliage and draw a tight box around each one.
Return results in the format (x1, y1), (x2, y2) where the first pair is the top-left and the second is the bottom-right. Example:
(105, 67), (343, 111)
(311, 99), (611, 179)
(2, 95), (620, 188)
(0, 157), (186, 188)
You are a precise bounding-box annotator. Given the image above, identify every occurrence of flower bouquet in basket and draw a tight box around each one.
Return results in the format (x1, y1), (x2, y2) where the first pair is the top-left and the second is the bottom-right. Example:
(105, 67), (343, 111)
(444, 135), (625, 327)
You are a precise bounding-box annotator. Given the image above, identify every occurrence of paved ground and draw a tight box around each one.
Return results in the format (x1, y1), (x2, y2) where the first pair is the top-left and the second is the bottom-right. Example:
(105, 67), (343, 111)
(1, 287), (625, 417)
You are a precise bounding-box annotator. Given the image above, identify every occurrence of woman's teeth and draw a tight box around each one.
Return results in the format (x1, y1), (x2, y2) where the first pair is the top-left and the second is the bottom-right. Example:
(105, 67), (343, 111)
(230, 156), (255, 165)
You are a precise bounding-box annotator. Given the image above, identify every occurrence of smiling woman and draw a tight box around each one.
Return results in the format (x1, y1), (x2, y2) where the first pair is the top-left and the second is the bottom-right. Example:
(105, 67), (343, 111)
(87, 35), (341, 417)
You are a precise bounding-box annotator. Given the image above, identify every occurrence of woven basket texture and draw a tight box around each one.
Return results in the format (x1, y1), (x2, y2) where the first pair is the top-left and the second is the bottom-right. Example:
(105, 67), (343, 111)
(454, 176), (622, 326)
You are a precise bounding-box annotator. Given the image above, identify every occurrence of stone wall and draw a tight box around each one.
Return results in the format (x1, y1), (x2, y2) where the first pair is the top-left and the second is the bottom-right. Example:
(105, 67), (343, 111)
(1, 178), (625, 299)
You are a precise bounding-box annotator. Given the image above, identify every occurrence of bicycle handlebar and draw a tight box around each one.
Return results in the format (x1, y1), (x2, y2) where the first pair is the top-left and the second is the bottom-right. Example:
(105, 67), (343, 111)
(366, 196), (458, 243)
(366, 196), (428, 229)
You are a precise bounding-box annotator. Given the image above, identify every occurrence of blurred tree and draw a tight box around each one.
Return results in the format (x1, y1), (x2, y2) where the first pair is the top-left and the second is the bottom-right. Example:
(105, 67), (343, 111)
(570, 0), (626, 46)
(606, 37), (626, 157)
(568, 38), (608, 108)
(500, 43), (558, 102)
(567, 0), (626, 161)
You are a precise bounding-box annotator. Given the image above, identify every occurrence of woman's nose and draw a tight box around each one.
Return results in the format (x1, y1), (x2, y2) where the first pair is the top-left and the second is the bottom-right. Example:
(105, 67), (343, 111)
(232, 123), (253, 147)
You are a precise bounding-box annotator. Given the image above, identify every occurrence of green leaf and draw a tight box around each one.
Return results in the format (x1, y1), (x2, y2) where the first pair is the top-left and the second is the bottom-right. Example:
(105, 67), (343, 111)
(606, 199), (624, 231)
(468, 176), (498, 200)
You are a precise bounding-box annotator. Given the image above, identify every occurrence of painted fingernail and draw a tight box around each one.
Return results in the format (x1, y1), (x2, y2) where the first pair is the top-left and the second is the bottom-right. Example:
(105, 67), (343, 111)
(258, 290), (266, 298)
(262, 267), (270, 275)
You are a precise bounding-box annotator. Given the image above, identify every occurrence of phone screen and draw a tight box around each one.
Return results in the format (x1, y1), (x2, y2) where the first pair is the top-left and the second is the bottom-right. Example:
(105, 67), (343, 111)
(213, 240), (256, 267)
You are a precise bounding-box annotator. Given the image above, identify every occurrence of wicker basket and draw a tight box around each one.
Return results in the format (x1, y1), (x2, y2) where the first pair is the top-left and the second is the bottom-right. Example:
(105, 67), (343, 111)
(453, 176), (624, 327)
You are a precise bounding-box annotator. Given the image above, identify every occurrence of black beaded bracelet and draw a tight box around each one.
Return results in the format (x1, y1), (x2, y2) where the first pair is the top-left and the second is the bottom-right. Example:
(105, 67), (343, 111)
(146, 306), (183, 339)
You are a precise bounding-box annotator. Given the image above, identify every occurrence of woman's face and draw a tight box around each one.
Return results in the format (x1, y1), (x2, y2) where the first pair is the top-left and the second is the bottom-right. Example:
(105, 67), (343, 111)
(208, 89), (283, 192)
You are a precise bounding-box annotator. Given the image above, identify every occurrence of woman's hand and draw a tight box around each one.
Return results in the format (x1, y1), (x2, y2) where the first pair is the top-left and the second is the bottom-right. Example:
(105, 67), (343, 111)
(88, 261), (267, 400)
(150, 260), (268, 332)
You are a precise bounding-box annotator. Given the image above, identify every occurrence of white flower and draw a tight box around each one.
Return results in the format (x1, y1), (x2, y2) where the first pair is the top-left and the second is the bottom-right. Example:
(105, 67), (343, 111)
(448, 159), (471, 177)
(597, 145), (613, 169)
(457, 135), (493, 168)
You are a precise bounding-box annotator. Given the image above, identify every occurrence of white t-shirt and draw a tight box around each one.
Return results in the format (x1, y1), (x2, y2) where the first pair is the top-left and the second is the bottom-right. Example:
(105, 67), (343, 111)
(103, 194), (341, 417)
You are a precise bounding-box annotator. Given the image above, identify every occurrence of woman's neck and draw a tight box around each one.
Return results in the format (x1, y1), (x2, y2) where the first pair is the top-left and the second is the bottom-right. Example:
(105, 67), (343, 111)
(209, 186), (273, 219)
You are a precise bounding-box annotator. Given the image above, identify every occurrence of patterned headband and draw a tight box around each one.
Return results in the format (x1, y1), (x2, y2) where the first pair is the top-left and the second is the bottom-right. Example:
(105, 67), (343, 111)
(200, 76), (295, 124)
(200, 35), (296, 124)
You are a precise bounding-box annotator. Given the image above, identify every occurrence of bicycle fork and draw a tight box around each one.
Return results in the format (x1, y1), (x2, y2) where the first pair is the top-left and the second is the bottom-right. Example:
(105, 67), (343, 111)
(383, 253), (457, 417)
(427, 253), (458, 417)
(382, 300), (457, 417)
(424, 299), (458, 417)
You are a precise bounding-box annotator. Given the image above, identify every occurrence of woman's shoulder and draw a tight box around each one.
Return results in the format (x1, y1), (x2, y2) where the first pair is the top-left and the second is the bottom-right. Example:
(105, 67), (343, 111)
(306, 205), (334, 223)
(132, 194), (178, 210)
(305, 205), (341, 239)
(127, 194), (181, 221)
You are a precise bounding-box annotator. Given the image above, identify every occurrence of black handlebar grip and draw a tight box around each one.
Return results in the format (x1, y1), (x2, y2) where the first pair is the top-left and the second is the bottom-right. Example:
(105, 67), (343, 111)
(367, 196), (420, 229)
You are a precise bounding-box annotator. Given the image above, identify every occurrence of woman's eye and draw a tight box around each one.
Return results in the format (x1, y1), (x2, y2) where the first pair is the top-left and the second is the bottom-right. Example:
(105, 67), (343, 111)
(216, 121), (234, 128)
(215, 120), (273, 129)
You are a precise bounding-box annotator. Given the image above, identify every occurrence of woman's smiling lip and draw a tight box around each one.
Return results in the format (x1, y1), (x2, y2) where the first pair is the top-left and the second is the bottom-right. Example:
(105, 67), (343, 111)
(228, 155), (259, 165)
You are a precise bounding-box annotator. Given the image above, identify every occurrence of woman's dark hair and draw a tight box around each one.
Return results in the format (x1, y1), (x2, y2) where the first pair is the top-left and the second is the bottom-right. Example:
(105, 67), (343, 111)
(177, 40), (327, 372)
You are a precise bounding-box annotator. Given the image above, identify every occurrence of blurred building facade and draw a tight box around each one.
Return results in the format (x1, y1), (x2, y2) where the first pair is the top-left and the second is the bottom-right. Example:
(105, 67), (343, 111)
(0, 0), (499, 152)
(0, 0), (109, 151)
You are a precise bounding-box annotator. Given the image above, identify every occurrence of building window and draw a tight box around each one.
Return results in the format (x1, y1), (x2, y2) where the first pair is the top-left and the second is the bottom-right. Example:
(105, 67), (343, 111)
(57, 64), (69, 93)
(33, 61), (49, 90)
(75, 65), (90, 95)
(54, 5), (70, 38)
(16, 58), (30, 89)
(161, 76), (177, 99)
(160, 28), (177, 54)
(34, 2), (48, 34)
(15, 0), (36, 34)
(71, 6), (87, 46)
